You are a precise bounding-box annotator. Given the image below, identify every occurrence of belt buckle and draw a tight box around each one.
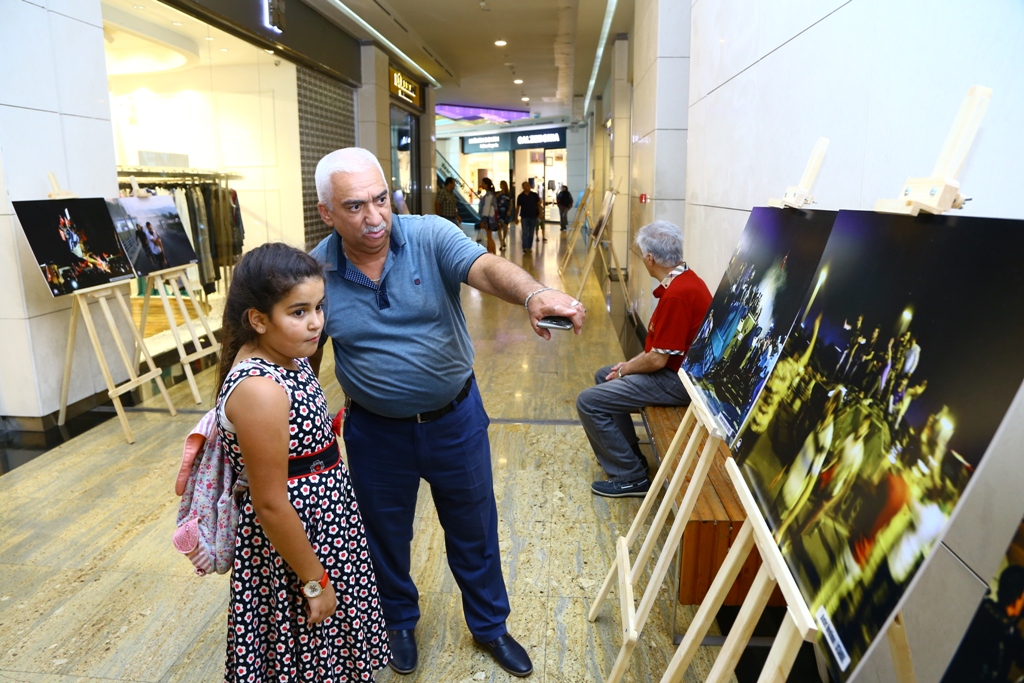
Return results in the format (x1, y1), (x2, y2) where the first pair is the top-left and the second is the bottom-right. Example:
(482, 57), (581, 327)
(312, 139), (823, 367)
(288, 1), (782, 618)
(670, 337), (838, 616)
(416, 412), (427, 424)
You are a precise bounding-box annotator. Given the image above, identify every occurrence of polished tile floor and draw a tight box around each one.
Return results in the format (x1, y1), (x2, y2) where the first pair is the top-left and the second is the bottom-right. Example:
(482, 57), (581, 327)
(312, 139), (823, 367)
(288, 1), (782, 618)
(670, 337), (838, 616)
(0, 227), (726, 682)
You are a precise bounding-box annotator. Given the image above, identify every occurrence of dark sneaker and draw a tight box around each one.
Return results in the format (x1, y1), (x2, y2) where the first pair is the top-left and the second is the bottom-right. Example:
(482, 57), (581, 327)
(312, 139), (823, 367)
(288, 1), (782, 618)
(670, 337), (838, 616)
(591, 478), (651, 498)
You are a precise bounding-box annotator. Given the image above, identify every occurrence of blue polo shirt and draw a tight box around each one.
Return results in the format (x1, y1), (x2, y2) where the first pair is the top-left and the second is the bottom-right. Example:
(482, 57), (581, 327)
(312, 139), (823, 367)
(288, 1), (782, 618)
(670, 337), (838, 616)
(310, 214), (487, 418)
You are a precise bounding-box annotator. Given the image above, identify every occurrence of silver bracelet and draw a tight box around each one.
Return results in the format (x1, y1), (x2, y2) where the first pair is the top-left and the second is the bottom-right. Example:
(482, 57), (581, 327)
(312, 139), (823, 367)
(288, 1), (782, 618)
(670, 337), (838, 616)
(523, 286), (554, 311)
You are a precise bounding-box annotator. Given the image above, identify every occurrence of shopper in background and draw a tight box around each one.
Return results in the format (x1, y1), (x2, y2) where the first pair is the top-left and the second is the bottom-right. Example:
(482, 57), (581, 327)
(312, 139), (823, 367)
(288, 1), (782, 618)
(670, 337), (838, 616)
(478, 177), (498, 254)
(515, 181), (542, 254)
(435, 176), (461, 226)
(556, 184), (574, 232)
(577, 220), (712, 498)
(496, 180), (512, 252)
(310, 147), (587, 678)
(216, 242), (389, 681)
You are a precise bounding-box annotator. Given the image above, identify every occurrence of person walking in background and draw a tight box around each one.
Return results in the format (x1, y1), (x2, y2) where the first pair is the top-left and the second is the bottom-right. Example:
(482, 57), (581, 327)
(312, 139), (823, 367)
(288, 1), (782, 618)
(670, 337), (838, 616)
(435, 176), (462, 226)
(216, 243), (389, 682)
(478, 178), (498, 254)
(515, 181), (542, 254)
(556, 184), (574, 232)
(496, 180), (512, 252)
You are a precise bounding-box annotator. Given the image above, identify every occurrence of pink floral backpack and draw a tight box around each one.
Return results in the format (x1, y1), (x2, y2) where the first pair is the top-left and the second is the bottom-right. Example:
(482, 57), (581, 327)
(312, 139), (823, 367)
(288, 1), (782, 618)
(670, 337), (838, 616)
(172, 359), (288, 575)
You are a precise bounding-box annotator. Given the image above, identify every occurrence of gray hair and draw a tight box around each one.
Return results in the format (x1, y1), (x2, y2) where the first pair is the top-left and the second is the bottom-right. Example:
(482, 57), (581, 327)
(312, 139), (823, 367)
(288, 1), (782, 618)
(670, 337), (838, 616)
(634, 220), (683, 267)
(315, 148), (387, 210)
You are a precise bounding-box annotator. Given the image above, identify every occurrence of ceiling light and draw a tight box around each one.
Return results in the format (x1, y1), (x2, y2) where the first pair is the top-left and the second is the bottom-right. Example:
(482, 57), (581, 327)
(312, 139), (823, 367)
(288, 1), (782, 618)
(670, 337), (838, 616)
(521, 96), (530, 102)
(513, 79), (523, 84)
(584, 0), (620, 114)
(132, 4), (144, 8)
(494, 40), (507, 47)
(220, 48), (228, 52)
(264, 49), (275, 54)
(205, 36), (214, 41)
(171, 21), (182, 26)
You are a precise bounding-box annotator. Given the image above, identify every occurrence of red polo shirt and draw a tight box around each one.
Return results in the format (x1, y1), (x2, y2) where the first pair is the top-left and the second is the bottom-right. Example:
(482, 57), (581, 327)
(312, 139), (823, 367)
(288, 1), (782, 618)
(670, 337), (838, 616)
(646, 269), (712, 372)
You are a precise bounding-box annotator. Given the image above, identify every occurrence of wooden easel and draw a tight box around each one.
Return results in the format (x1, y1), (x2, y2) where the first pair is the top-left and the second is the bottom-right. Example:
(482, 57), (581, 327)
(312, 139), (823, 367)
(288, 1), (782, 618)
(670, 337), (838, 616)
(49, 174), (177, 444)
(128, 178), (221, 404)
(572, 192), (629, 303)
(588, 375), (728, 683)
(875, 85), (992, 216)
(557, 185), (593, 274)
(136, 265), (220, 404)
(767, 137), (829, 209)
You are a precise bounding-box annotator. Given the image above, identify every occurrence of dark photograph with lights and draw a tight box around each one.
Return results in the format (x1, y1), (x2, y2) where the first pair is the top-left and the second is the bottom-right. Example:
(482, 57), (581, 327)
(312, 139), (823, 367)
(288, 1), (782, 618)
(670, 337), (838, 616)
(13, 198), (136, 296)
(731, 209), (1024, 679)
(682, 207), (835, 444)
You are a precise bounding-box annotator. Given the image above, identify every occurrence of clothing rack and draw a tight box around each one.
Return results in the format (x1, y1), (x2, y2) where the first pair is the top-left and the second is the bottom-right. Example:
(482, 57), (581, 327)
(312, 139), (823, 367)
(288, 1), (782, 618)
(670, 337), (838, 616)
(116, 167), (244, 182)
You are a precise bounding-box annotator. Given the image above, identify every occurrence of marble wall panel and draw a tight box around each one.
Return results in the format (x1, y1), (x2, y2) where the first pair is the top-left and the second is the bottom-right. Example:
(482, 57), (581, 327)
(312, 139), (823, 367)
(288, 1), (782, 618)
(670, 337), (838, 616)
(0, 105), (68, 202)
(0, 0), (60, 112)
(49, 12), (110, 121)
(0, 317), (39, 416)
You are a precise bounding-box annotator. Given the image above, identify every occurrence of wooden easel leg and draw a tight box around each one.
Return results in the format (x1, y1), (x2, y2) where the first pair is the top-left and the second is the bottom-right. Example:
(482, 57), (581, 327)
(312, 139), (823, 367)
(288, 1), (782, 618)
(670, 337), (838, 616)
(156, 272), (201, 404)
(78, 296), (133, 444)
(136, 275), (153, 370)
(659, 520), (756, 683)
(58, 295), (81, 426)
(755, 611), (803, 683)
(170, 275), (204, 404)
(589, 408), (698, 622)
(812, 643), (830, 683)
(110, 287), (177, 417)
(887, 611), (917, 683)
(575, 228), (604, 301)
(705, 563), (776, 683)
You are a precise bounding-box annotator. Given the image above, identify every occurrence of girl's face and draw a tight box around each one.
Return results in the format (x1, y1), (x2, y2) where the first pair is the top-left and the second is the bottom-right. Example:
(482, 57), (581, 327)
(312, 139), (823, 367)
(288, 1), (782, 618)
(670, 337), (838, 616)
(258, 277), (326, 361)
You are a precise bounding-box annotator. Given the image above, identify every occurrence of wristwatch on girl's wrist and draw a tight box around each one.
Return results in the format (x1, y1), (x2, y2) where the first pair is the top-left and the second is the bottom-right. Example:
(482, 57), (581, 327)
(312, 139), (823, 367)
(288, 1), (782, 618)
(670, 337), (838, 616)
(302, 569), (329, 598)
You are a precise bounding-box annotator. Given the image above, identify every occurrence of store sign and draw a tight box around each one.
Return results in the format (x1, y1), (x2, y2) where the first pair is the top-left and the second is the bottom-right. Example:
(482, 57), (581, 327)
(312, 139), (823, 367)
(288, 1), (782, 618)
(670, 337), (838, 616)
(462, 133), (511, 154)
(511, 127), (567, 150)
(263, 0), (285, 33)
(389, 67), (422, 108)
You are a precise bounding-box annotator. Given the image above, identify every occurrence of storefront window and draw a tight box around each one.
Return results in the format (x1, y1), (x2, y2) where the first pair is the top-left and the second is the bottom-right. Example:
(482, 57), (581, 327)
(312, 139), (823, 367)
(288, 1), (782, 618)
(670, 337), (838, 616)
(390, 105), (420, 214)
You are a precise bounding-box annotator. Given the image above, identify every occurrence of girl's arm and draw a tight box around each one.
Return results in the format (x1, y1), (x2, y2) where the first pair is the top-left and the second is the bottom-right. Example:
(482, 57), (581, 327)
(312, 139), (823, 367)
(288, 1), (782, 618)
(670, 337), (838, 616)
(226, 375), (338, 624)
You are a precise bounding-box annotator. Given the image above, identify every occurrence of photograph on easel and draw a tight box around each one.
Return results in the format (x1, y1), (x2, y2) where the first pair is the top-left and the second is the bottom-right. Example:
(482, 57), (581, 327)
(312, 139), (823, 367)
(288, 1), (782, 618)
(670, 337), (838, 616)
(13, 198), (136, 296)
(682, 206), (835, 443)
(112, 196), (198, 275)
(942, 516), (1024, 682)
(731, 209), (1024, 679)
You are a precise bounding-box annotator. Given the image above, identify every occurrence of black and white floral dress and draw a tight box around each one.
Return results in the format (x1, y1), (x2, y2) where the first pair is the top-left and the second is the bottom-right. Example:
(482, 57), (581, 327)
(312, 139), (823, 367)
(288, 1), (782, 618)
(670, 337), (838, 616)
(218, 357), (389, 682)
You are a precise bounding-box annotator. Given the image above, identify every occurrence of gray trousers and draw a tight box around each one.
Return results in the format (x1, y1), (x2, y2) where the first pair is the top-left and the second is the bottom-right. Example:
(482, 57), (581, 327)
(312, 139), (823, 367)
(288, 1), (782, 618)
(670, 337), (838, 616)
(576, 365), (691, 482)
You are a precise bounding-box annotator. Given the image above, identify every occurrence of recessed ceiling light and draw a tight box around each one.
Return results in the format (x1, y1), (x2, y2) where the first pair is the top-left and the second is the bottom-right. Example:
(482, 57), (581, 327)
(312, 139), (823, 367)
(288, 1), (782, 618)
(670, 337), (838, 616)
(133, 4), (144, 9)
(494, 40), (507, 47)
(521, 96), (529, 102)
(171, 21), (182, 26)
(513, 79), (523, 84)
(220, 48), (228, 52)
(205, 36), (215, 41)
(264, 49), (275, 54)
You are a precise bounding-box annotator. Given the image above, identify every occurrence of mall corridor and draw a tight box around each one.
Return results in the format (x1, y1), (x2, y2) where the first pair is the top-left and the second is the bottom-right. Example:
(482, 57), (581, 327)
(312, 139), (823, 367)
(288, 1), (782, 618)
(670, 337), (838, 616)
(0, 231), (725, 682)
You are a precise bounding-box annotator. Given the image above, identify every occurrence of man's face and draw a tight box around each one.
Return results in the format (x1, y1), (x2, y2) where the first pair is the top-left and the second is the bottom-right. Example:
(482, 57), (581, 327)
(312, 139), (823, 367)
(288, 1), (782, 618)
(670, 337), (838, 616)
(522, 182), (531, 193)
(317, 166), (392, 257)
(446, 180), (455, 191)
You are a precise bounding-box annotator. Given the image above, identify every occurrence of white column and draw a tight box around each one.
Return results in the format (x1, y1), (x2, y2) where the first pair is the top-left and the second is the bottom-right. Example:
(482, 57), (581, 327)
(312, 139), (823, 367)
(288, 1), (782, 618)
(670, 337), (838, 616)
(628, 0), (690, 324)
(609, 36), (632, 274)
(357, 44), (392, 184)
(0, 0), (131, 424)
(419, 85), (436, 214)
(565, 126), (588, 226)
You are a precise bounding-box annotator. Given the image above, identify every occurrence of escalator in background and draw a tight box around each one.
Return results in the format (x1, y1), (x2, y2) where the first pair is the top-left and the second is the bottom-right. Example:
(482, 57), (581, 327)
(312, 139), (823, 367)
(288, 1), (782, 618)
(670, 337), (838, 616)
(437, 150), (481, 225)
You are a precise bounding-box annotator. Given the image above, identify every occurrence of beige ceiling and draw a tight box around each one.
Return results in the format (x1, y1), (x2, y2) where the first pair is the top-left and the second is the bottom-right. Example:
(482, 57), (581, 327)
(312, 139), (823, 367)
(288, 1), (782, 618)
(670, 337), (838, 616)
(307, 0), (635, 120)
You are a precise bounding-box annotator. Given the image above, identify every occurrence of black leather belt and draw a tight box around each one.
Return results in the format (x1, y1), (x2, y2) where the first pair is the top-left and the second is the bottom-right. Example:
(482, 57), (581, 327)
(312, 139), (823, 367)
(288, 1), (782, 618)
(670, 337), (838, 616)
(288, 439), (341, 480)
(348, 374), (474, 423)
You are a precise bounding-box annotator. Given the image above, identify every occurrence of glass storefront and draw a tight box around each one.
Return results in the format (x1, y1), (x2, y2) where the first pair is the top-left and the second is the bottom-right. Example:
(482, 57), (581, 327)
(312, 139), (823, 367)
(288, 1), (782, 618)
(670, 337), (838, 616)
(390, 105), (420, 214)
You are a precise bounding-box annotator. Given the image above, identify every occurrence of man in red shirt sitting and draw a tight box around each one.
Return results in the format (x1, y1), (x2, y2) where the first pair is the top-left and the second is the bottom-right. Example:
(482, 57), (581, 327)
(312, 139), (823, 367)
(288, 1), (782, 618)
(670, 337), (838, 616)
(577, 221), (712, 497)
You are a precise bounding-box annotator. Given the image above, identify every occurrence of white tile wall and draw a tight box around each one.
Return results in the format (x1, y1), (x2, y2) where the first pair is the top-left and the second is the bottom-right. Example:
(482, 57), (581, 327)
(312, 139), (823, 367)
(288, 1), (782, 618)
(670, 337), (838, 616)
(0, 159), (9, 216)
(689, 0), (761, 103)
(631, 68), (656, 140)
(653, 130), (686, 201)
(61, 115), (118, 199)
(0, 317), (40, 416)
(0, 105), (67, 202)
(699, 66), (758, 211)
(0, 0), (60, 112)
(654, 57), (689, 131)
(49, 12), (110, 120)
(757, 0), (847, 59)
(46, 0), (103, 27)
(657, 0), (691, 58)
(0, 214), (28, 320)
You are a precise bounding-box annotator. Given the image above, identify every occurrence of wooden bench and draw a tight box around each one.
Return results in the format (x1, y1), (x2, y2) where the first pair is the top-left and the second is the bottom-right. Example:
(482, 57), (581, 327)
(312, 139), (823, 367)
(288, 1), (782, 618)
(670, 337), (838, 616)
(640, 405), (784, 607)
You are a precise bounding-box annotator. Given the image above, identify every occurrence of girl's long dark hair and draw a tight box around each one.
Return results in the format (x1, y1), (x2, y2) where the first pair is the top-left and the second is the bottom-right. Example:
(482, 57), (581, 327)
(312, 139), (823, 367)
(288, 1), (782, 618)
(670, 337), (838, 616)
(217, 243), (325, 389)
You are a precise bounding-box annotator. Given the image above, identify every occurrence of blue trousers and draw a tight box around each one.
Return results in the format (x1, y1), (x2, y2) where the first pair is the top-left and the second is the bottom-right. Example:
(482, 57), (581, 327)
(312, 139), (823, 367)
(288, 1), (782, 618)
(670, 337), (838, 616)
(342, 379), (510, 641)
(520, 217), (537, 249)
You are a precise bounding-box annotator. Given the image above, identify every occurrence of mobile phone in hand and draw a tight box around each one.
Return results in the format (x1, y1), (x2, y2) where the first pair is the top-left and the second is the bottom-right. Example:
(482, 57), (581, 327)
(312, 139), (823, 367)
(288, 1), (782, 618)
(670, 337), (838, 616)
(537, 316), (574, 330)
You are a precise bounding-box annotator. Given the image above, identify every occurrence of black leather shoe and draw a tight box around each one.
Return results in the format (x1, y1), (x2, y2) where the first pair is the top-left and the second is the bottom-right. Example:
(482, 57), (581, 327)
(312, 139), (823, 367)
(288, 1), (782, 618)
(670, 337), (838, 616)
(475, 633), (533, 677)
(388, 629), (417, 674)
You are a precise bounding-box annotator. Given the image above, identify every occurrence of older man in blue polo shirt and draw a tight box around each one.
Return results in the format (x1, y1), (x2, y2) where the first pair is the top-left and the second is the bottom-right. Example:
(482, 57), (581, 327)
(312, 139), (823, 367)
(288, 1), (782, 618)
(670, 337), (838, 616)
(309, 148), (584, 678)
